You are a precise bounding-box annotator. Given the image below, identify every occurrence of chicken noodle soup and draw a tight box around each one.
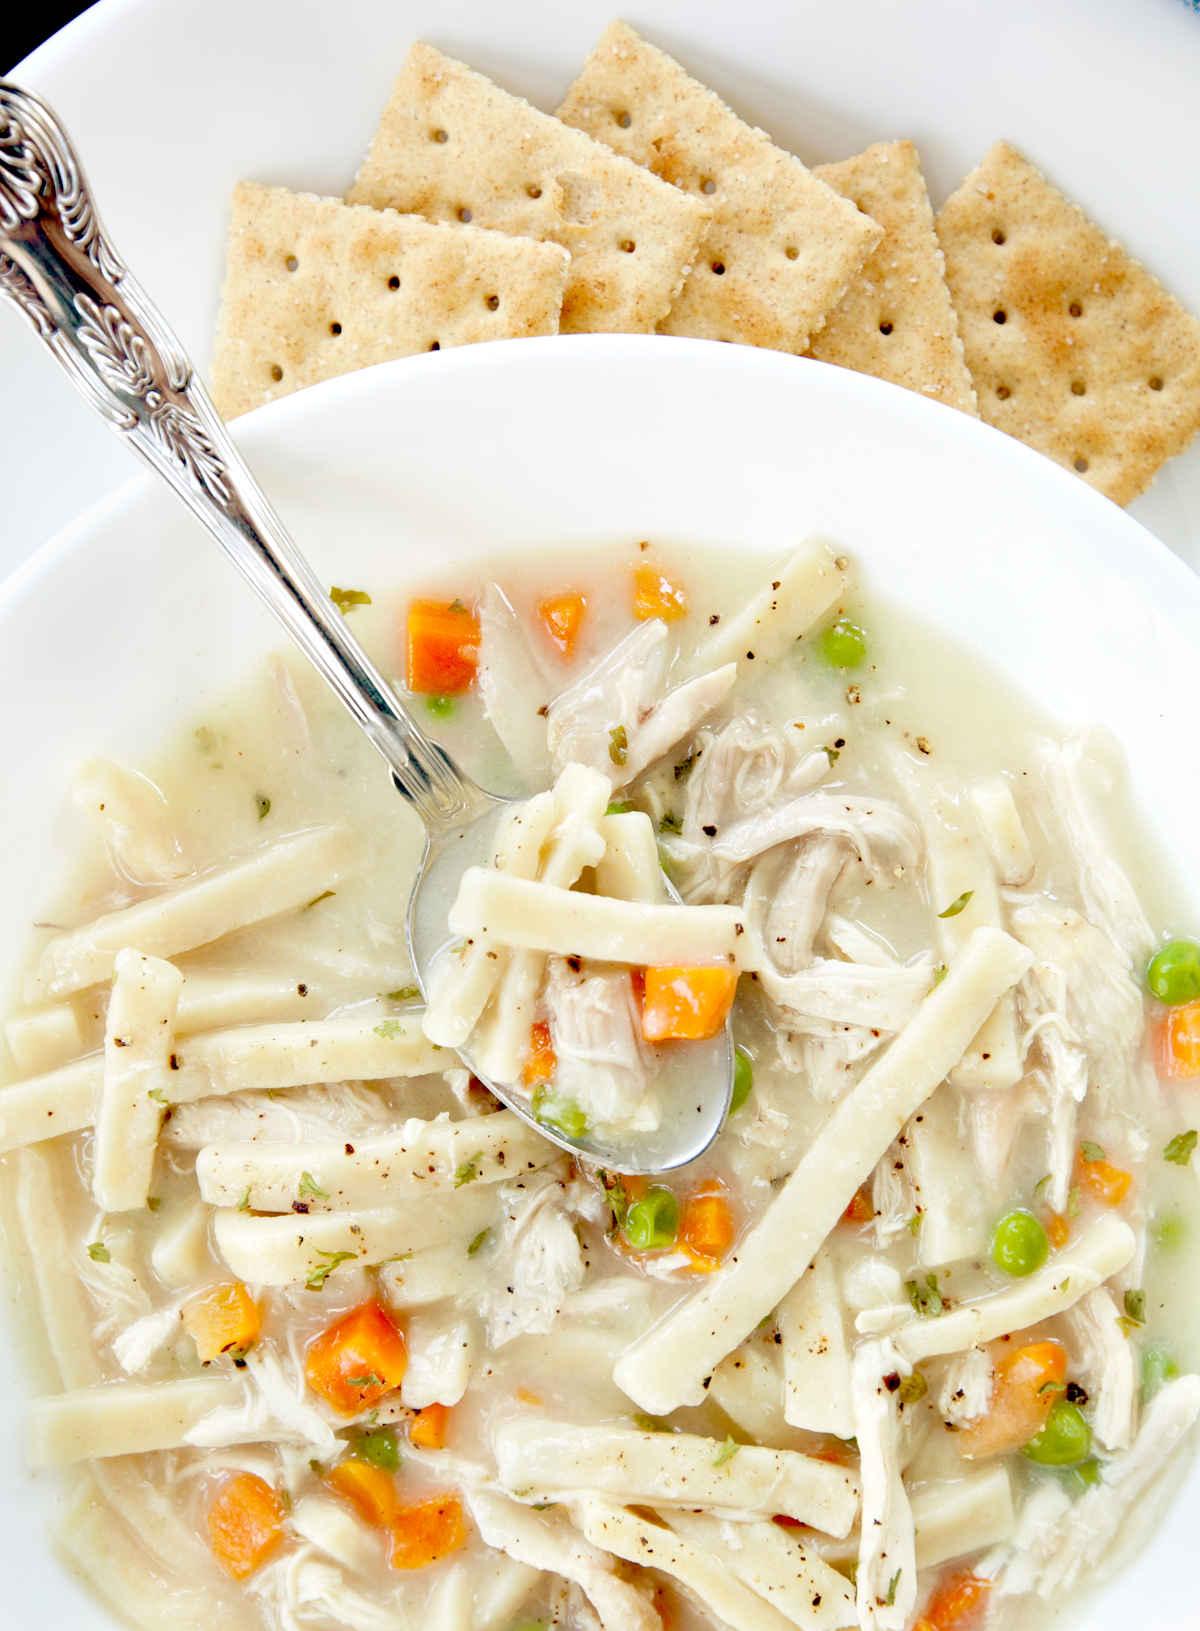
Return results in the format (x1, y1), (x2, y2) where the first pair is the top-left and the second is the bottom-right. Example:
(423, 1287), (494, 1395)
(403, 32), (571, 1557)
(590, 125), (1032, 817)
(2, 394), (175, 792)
(1, 539), (1197, 1631)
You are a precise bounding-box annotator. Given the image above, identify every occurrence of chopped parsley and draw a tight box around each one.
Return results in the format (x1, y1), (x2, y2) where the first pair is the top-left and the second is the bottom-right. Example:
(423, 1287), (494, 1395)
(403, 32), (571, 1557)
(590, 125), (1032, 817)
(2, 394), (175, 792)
(374, 1018), (405, 1040)
(86, 1241), (111, 1263)
(255, 794), (271, 820)
(345, 1372), (383, 1391)
(1164, 1130), (1198, 1166)
(608, 725), (628, 767)
(673, 752), (695, 780)
(897, 1372), (927, 1404)
(467, 1228), (493, 1257)
(1080, 1141), (1107, 1163)
(387, 987), (420, 1002)
(454, 1151), (485, 1188)
(659, 811), (683, 834)
(711, 1435), (740, 1468)
(938, 890), (973, 919)
(298, 1171), (328, 1200)
(885, 1570), (901, 1608)
(330, 586), (372, 613)
(305, 1248), (357, 1291)
(905, 1274), (944, 1318)
(237, 1186), (252, 1212)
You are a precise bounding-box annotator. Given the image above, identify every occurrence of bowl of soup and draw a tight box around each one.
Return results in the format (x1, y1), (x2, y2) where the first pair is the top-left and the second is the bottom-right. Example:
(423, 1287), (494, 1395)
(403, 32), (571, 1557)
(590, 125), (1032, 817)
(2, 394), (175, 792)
(0, 334), (1197, 1631)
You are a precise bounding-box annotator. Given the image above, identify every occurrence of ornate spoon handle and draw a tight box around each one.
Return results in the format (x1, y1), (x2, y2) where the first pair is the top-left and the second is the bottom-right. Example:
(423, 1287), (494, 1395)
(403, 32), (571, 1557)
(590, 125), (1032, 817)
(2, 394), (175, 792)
(0, 78), (484, 833)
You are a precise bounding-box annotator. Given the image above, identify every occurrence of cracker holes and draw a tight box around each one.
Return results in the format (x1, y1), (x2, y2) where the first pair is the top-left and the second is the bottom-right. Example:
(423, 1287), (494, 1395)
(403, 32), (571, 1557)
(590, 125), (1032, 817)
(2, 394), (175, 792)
(711, 261), (726, 275)
(996, 385), (1011, 400)
(1069, 302), (1082, 317)
(1150, 376), (1164, 391)
(620, 239), (636, 253)
(486, 295), (500, 311)
(388, 276), (400, 290)
(270, 364), (283, 382)
(879, 321), (893, 336)
(1074, 458), (1089, 472)
(457, 207), (472, 223)
(329, 322), (342, 335)
(615, 111), (632, 128)
(432, 128), (449, 143)
(1071, 380), (1085, 396)
(785, 246), (799, 260)
(701, 178), (717, 194)
(993, 310), (1007, 324)
(527, 185), (542, 198)
(991, 228), (1006, 245)
(285, 255), (299, 272)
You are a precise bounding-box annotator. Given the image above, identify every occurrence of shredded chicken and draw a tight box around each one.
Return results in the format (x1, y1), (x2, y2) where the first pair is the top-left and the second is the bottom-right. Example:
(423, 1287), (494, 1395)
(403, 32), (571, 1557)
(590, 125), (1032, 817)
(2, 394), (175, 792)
(852, 1337), (917, 1631)
(544, 956), (651, 1127)
(1065, 1287), (1136, 1451)
(484, 1172), (590, 1347)
(478, 582), (555, 789)
(163, 1082), (391, 1148)
(936, 1348), (992, 1426)
(185, 1346), (337, 1455)
(251, 1543), (403, 1631)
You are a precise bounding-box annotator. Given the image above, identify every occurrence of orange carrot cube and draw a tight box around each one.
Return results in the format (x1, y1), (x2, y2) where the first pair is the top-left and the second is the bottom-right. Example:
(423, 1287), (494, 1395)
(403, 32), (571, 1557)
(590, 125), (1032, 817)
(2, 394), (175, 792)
(523, 1021), (556, 1087)
(208, 1472), (285, 1580)
(633, 563), (688, 622)
(409, 1402), (449, 1450)
(1079, 1156), (1132, 1207)
(406, 599), (480, 694)
(1158, 998), (1200, 1077)
(957, 1342), (1064, 1460)
(327, 1458), (399, 1527)
(183, 1282), (261, 1363)
(1046, 1211), (1070, 1249)
(680, 1186), (735, 1268)
(390, 1496), (467, 1570)
(843, 1185), (875, 1226)
(539, 593), (587, 658)
(642, 966), (738, 1042)
(305, 1301), (408, 1417)
(914, 1572), (991, 1631)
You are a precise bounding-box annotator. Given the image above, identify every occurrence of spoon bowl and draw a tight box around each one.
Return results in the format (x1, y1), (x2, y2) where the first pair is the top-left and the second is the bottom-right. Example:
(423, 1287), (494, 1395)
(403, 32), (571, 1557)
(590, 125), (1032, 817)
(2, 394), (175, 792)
(0, 77), (732, 1175)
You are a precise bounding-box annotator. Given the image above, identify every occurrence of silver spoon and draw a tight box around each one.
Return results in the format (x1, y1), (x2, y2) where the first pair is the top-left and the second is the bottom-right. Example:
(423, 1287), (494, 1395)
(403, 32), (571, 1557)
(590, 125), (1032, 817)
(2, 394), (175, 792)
(0, 80), (732, 1174)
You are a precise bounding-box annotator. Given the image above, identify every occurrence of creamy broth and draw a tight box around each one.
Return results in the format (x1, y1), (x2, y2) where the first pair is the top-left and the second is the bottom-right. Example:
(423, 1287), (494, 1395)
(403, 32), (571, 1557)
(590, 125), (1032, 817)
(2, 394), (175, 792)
(1, 539), (1196, 1631)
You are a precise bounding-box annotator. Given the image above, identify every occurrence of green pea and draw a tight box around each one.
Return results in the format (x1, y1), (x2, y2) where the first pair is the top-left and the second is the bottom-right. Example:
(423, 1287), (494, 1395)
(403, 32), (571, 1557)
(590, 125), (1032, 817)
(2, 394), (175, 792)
(425, 695), (456, 719)
(1147, 940), (1200, 1005)
(354, 1426), (400, 1472)
(1057, 1455), (1103, 1498)
(624, 1188), (679, 1251)
(531, 1084), (588, 1140)
(820, 619), (867, 669)
(990, 1209), (1049, 1277)
(730, 1046), (754, 1114)
(1023, 1399), (1092, 1466)
(1141, 1343), (1180, 1403)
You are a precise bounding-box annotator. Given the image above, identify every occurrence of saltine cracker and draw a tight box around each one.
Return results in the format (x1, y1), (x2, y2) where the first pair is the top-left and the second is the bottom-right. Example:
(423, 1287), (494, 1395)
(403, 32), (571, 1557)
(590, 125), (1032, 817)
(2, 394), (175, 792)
(211, 183), (569, 419)
(936, 141), (1200, 505)
(810, 141), (977, 416)
(556, 21), (881, 351)
(348, 42), (711, 335)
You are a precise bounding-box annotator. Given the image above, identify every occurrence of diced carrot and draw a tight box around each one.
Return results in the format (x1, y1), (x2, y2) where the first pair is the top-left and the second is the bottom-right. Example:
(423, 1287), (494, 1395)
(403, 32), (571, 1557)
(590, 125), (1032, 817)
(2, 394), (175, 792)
(1046, 1211), (1070, 1249)
(1078, 1155), (1132, 1207)
(680, 1185), (735, 1269)
(523, 1021), (556, 1087)
(390, 1496), (468, 1570)
(405, 599), (480, 694)
(410, 1403), (449, 1450)
(957, 1341), (1065, 1460)
(207, 1472), (285, 1580)
(633, 563), (688, 622)
(183, 1282), (261, 1362)
(642, 966), (738, 1042)
(844, 1185), (874, 1227)
(305, 1301), (408, 1417)
(913, 1573), (991, 1630)
(1157, 998), (1200, 1078)
(539, 593), (587, 658)
(327, 1458), (399, 1528)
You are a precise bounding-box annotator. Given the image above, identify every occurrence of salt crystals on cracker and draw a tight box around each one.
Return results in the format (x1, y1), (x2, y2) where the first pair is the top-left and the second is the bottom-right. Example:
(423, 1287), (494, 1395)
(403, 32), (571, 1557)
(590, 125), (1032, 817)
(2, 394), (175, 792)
(557, 21), (881, 352)
(348, 41), (711, 335)
(210, 183), (569, 419)
(937, 140), (1200, 505)
(810, 141), (977, 416)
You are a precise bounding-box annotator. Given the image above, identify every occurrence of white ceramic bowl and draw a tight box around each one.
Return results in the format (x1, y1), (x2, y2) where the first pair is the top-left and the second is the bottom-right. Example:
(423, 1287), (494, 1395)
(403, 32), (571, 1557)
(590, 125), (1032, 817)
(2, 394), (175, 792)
(1, 336), (1197, 1627)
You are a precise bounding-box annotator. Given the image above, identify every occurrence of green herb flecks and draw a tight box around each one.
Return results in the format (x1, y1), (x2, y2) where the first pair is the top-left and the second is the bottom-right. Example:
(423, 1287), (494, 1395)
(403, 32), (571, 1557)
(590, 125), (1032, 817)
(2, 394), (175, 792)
(388, 987), (420, 1003)
(1164, 1130), (1198, 1166)
(598, 1169), (631, 1233)
(304, 890), (335, 910)
(897, 1372), (927, 1404)
(673, 753), (695, 781)
(632, 1414), (677, 1433)
(467, 1228), (493, 1258)
(330, 586), (372, 613)
(345, 1372), (384, 1391)
(938, 890), (974, 919)
(146, 1196), (161, 1212)
(374, 1018), (406, 1041)
(87, 1241), (111, 1263)
(905, 1274), (943, 1318)
(711, 1435), (740, 1469)
(1080, 1141), (1106, 1163)
(608, 725), (628, 767)
(659, 811), (683, 834)
(305, 1248), (357, 1291)
(885, 1570), (901, 1608)
(237, 1186), (252, 1212)
(255, 794), (271, 820)
(454, 1151), (485, 1188)
(605, 800), (635, 815)
(1067, 1184), (1082, 1221)
(905, 1212), (923, 1235)
(148, 1087), (169, 1105)
(298, 1171), (328, 1201)
(823, 745), (840, 765)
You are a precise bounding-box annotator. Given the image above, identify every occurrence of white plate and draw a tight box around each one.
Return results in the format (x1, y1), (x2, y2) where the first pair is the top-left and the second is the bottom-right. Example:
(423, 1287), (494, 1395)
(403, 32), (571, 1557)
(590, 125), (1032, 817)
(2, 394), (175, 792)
(0, 336), (1198, 1627)
(4, 0), (1200, 579)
